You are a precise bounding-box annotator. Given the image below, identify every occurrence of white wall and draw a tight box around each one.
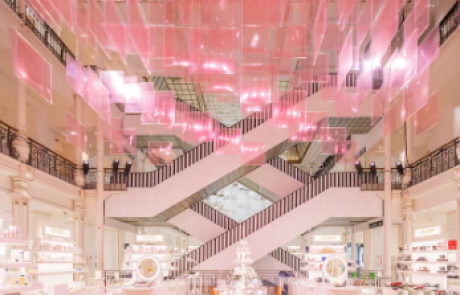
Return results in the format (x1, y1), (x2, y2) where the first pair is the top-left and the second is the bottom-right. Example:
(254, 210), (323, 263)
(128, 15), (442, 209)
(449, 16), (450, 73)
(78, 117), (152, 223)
(369, 225), (401, 271)
(103, 228), (119, 271)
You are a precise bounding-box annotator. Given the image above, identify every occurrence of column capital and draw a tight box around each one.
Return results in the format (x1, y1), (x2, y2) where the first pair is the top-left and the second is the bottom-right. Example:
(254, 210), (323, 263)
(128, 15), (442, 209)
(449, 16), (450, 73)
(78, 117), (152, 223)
(11, 175), (31, 201)
(73, 198), (85, 216)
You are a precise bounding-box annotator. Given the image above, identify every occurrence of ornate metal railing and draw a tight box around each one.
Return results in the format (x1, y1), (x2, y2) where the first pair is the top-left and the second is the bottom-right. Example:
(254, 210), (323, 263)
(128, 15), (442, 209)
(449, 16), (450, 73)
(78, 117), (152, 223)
(409, 138), (459, 186)
(0, 120), (77, 185)
(440, 1), (458, 46)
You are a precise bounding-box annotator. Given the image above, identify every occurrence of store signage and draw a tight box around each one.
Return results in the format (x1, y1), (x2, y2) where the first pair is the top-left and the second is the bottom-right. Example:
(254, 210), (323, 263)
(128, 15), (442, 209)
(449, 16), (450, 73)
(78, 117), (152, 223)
(44, 226), (70, 238)
(136, 235), (164, 243)
(415, 226), (441, 238)
(369, 220), (383, 229)
(314, 235), (341, 242)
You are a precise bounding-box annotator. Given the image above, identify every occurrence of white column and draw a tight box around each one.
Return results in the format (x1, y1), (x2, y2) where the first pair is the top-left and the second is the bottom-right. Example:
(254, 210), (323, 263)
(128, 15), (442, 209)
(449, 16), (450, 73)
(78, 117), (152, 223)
(12, 79), (30, 162)
(363, 229), (371, 270)
(74, 95), (85, 187)
(351, 227), (356, 266)
(118, 230), (125, 270)
(11, 172), (31, 238)
(96, 118), (104, 272)
(73, 198), (85, 254)
(384, 134), (392, 277)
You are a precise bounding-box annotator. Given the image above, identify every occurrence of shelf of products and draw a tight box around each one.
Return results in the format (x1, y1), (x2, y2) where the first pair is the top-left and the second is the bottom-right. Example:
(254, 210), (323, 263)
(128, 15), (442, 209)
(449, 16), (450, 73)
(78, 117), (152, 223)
(0, 283), (44, 295)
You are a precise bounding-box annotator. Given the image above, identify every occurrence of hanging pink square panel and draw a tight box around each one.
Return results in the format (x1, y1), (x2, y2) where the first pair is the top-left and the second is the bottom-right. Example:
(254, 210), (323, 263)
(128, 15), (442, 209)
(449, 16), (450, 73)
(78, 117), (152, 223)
(338, 29), (354, 89)
(338, 0), (357, 30)
(241, 0), (280, 27)
(66, 112), (86, 151)
(89, 0), (110, 54)
(182, 112), (215, 143)
(215, 127), (241, 155)
(141, 91), (176, 125)
(12, 29), (52, 104)
(106, 0), (127, 64)
(335, 141), (359, 165)
(66, 56), (87, 100)
(241, 142), (265, 165)
(128, 0), (150, 67)
(414, 92), (438, 137)
(148, 142), (174, 165)
(313, 0), (327, 63)
(403, 68), (430, 120)
(383, 99), (403, 137)
(371, 0), (398, 62)
(357, 1), (372, 48)
(418, 26), (440, 73)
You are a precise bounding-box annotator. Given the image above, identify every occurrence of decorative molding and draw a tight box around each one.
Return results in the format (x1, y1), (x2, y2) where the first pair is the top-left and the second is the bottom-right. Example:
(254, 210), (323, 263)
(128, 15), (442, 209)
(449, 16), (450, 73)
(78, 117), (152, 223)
(408, 168), (456, 198)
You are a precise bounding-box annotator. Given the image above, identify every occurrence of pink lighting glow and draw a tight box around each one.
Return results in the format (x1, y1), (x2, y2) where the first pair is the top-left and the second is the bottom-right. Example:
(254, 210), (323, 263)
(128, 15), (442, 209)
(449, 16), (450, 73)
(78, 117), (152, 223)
(148, 142), (174, 165)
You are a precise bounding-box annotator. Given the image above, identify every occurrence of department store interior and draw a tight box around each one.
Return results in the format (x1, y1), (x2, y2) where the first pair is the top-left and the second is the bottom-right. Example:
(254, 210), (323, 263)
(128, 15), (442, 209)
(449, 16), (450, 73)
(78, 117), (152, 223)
(0, 0), (459, 294)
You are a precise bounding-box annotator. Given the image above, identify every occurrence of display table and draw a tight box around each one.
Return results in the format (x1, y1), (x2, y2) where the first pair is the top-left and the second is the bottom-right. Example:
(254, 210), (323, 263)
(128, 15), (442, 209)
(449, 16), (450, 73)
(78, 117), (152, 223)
(328, 286), (363, 295)
(214, 286), (267, 295)
(122, 286), (154, 295)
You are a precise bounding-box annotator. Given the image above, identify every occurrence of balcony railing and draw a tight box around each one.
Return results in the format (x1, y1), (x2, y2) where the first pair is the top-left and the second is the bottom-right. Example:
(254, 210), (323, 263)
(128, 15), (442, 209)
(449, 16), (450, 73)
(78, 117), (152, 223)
(409, 138), (459, 186)
(440, 1), (458, 46)
(0, 120), (76, 185)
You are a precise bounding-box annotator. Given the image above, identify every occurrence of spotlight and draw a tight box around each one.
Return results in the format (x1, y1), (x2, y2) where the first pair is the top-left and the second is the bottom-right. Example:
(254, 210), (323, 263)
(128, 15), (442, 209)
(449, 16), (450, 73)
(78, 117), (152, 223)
(112, 159), (119, 175)
(396, 162), (404, 175)
(82, 161), (89, 175)
(355, 161), (363, 174)
(124, 161), (132, 176)
(370, 162), (377, 176)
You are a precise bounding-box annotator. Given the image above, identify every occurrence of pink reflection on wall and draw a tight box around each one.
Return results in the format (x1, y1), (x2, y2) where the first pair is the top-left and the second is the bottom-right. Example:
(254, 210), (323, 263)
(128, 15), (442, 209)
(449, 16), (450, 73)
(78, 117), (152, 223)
(99, 71), (125, 103)
(74, 0), (89, 46)
(182, 112), (215, 143)
(242, 27), (270, 64)
(148, 142), (173, 165)
(66, 55), (87, 100)
(215, 127), (241, 155)
(335, 92), (367, 118)
(289, 112), (328, 141)
(141, 91), (176, 125)
(415, 0), (430, 36)
(241, 142), (265, 165)
(86, 69), (110, 122)
(241, 65), (278, 107)
(403, 68), (430, 120)
(418, 26), (439, 73)
(12, 29), (52, 104)
(296, 53), (329, 84)
(414, 92), (438, 137)
(272, 101), (305, 129)
(66, 112), (86, 151)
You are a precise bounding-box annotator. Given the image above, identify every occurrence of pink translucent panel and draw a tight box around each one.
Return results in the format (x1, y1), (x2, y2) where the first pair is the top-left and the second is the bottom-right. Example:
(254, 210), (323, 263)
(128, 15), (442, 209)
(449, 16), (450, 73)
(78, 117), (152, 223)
(390, 35), (418, 100)
(141, 91), (176, 125)
(283, 0), (318, 25)
(110, 129), (137, 155)
(320, 127), (347, 155)
(335, 141), (359, 165)
(371, 0), (398, 62)
(128, 0), (150, 67)
(241, 0), (280, 27)
(66, 112), (86, 151)
(418, 26), (440, 73)
(99, 71), (125, 103)
(320, 24), (341, 51)
(241, 142), (265, 165)
(182, 112), (215, 143)
(106, 0), (127, 63)
(296, 53), (329, 84)
(240, 65), (278, 107)
(403, 68), (430, 120)
(202, 74), (239, 95)
(338, 0), (357, 30)
(335, 92), (367, 118)
(148, 142), (173, 165)
(201, 0), (239, 27)
(338, 29), (353, 89)
(242, 27), (270, 64)
(357, 2), (372, 47)
(273, 26), (309, 58)
(289, 112), (328, 142)
(66, 55), (87, 100)
(175, 0), (201, 26)
(383, 99), (404, 137)
(415, 92), (439, 137)
(313, 0), (327, 62)
(415, 0), (430, 36)
(272, 101), (306, 129)
(357, 66), (373, 94)
(74, 0), (89, 45)
(89, 0), (110, 53)
(47, 0), (73, 30)
(404, 9), (417, 40)
(215, 127), (241, 155)
(12, 29), (52, 104)
(149, 0), (175, 25)
(125, 81), (154, 114)
(150, 27), (165, 59)
(86, 70), (110, 122)
(320, 87), (347, 102)
(26, 0), (60, 27)
(371, 88), (387, 125)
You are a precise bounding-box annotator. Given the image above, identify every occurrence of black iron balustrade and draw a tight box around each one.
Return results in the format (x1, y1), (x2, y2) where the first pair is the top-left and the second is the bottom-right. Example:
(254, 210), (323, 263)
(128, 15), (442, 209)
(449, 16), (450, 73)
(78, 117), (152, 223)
(104, 168), (127, 190)
(410, 138), (459, 186)
(440, 1), (458, 46)
(3, 0), (17, 12)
